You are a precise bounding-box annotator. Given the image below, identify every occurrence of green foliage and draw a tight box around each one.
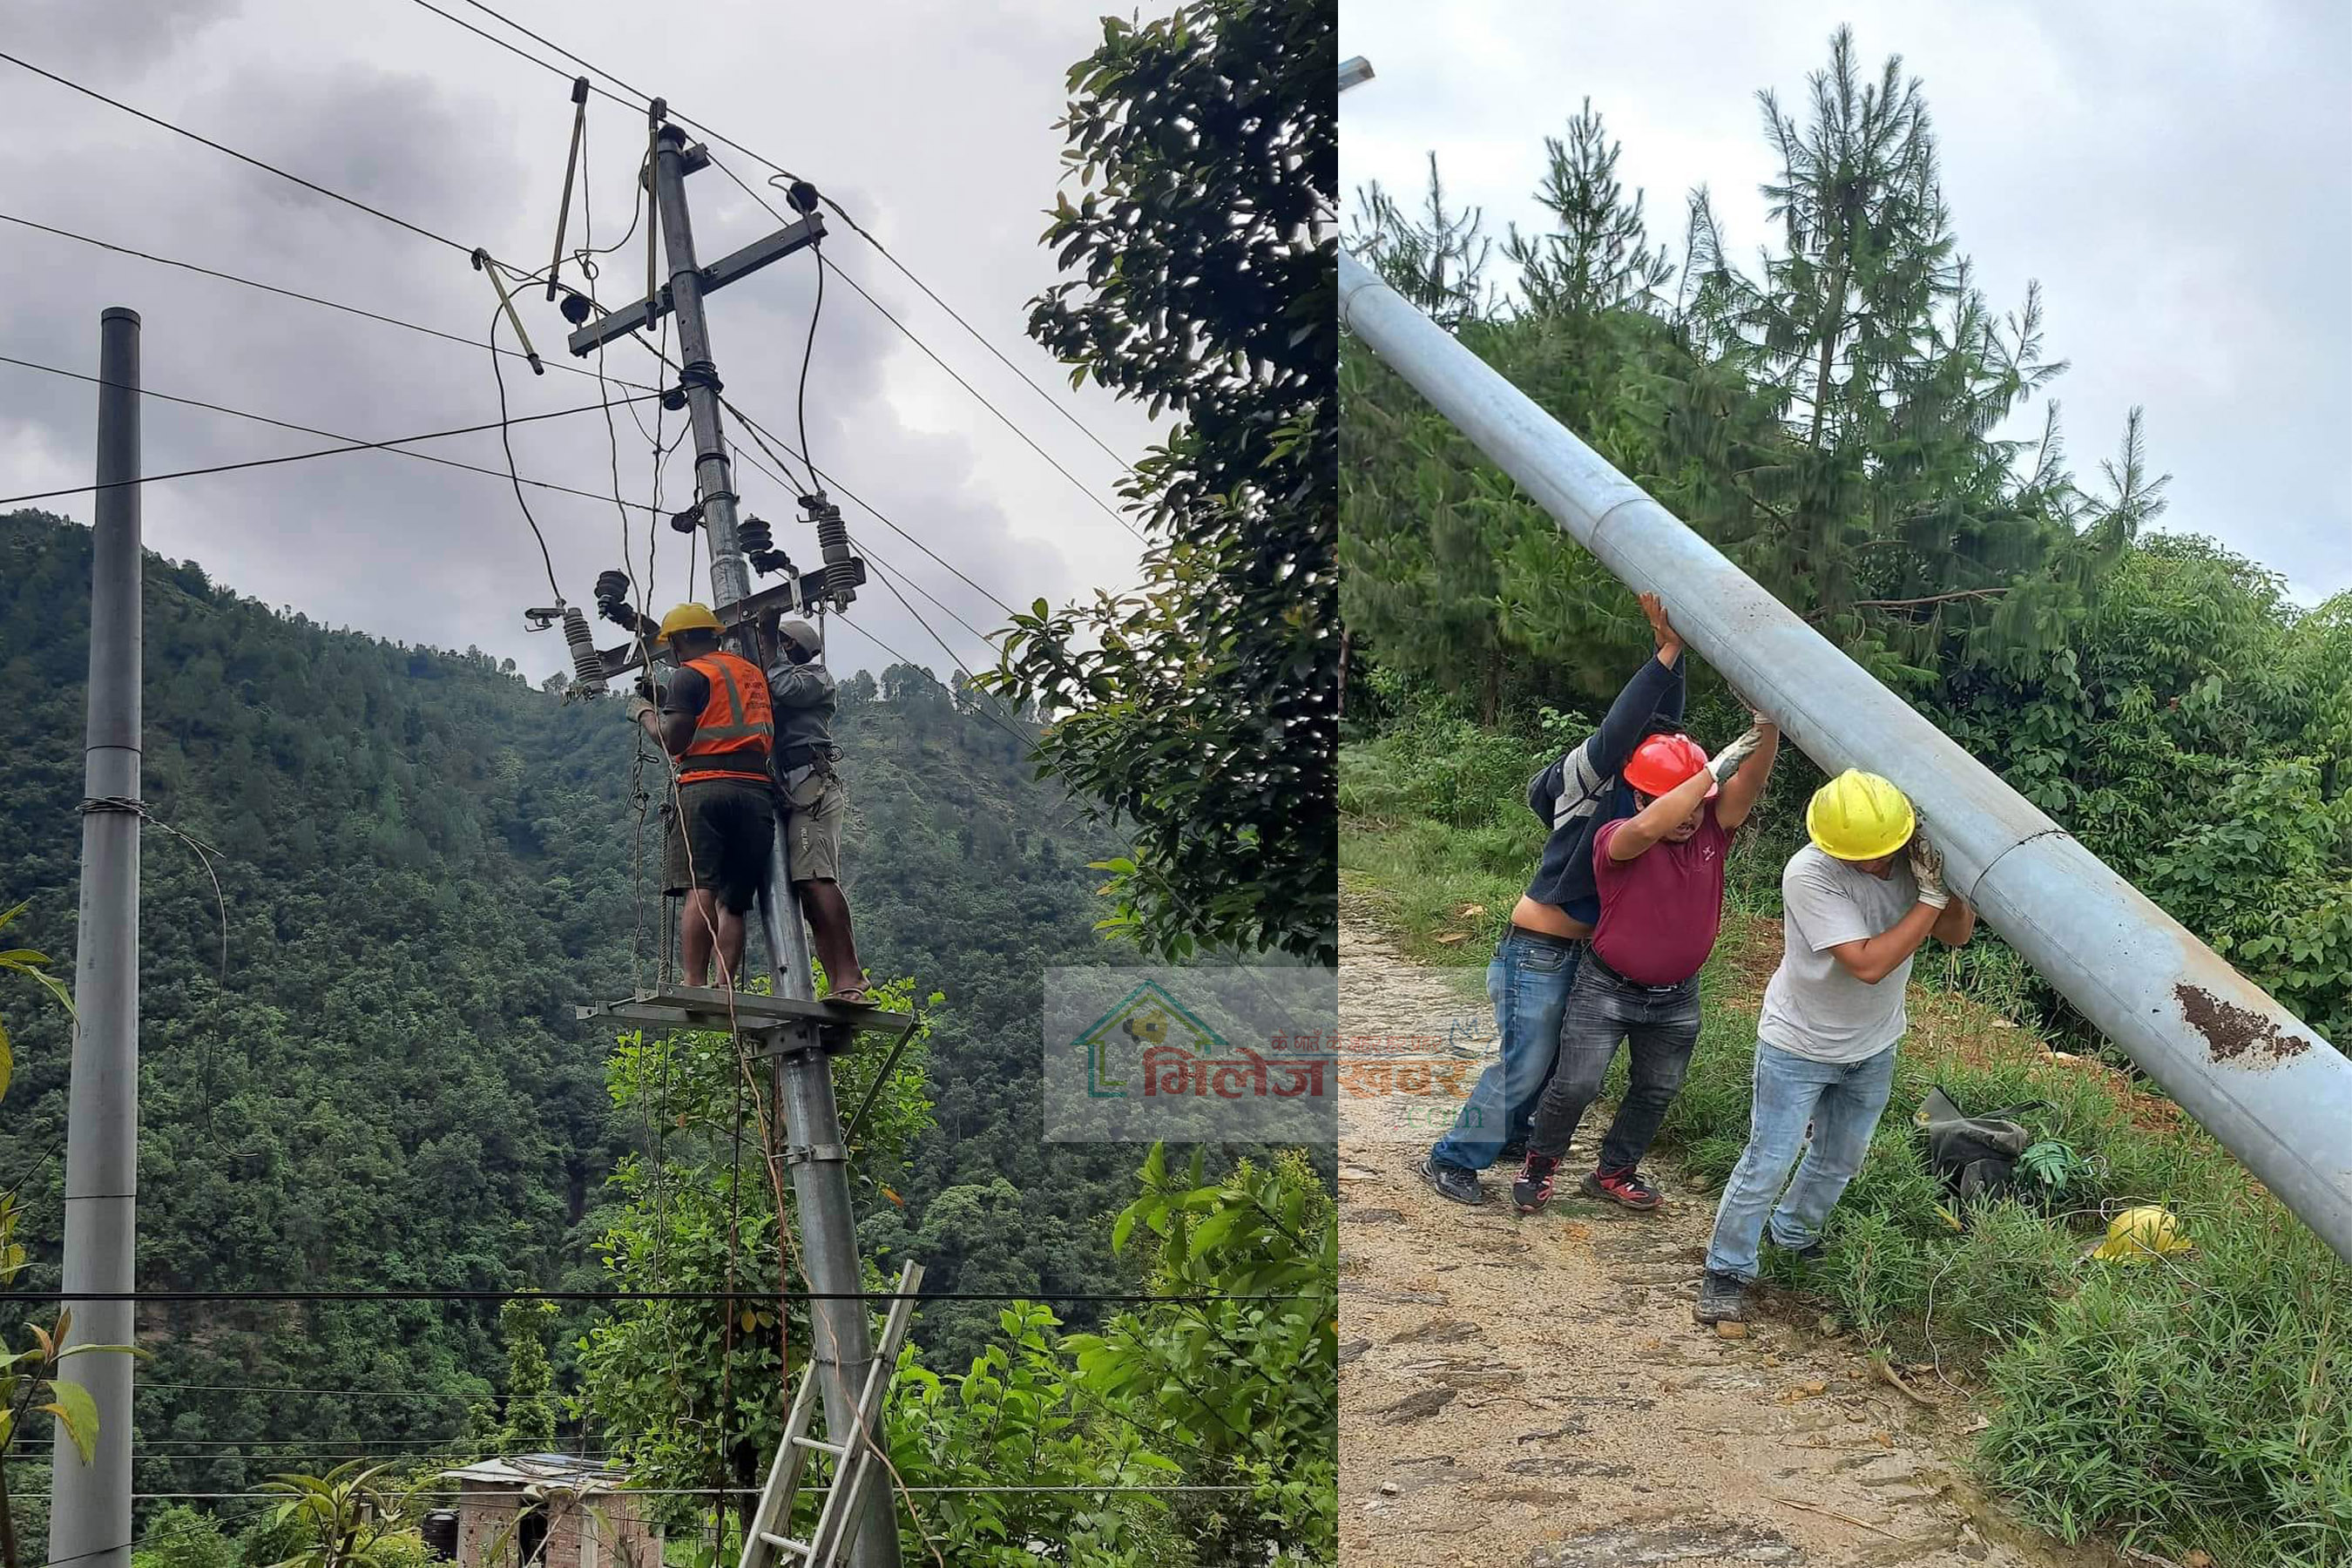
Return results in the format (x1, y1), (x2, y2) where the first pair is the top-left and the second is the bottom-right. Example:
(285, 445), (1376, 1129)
(0, 916), (139, 1568)
(574, 976), (936, 1523)
(1070, 1146), (1337, 1564)
(257, 1464), (431, 1568)
(134, 1504), (240, 1568)
(888, 1303), (1188, 1566)
(1980, 1220), (2351, 1567)
(985, 0), (1336, 965)
(494, 1299), (560, 1455)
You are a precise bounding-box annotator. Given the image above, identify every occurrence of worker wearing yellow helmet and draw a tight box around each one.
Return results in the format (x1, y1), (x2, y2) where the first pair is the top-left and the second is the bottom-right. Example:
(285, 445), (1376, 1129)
(625, 604), (776, 991)
(1696, 769), (1977, 1326)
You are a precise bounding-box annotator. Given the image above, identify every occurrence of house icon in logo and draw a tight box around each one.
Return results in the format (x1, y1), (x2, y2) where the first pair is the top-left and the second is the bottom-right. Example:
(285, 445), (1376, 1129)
(1078, 979), (1227, 1098)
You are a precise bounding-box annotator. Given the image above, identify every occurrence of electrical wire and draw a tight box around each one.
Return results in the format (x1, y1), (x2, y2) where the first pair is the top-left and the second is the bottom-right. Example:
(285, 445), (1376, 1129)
(0, 1286), (1312, 1303)
(0, 51), (474, 258)
(703, 153), (1140, 541)
(0, 210), (1022, 618)
(0, 388), (664, 510)
(816, 248), (1143, 543)
(799, 238), (822, 480)
(0, 351), (663, 514)
(0, 213), (655, 391)
(420, 0), (1135, 478)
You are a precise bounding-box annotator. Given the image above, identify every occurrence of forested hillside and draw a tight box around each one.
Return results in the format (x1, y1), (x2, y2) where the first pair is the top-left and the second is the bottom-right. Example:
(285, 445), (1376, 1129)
(0, 505), (1148, 1494)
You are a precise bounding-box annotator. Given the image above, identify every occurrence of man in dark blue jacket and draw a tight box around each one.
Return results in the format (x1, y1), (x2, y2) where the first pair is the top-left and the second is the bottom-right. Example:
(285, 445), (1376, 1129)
(1416, 592), (1687, 1205)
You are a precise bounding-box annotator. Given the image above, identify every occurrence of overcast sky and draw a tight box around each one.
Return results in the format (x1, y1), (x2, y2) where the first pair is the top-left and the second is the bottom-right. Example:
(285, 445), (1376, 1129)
(1341, 0), (2351, 605)
(2, 0), (1163, 682)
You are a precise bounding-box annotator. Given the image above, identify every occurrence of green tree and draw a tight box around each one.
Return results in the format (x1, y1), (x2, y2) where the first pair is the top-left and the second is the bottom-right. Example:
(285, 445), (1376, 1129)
(1071, 1146), (1336, 1565)
(1348, 153), (1496, 328)
(1502, 98), (1674, 319)
(134, 1504), (240, 1568)
(495, 1299), (560, 1455)
(887, 1303), (1189, 1567)
(574, 977), (936, 1525)
(984, 0), (1337, 965)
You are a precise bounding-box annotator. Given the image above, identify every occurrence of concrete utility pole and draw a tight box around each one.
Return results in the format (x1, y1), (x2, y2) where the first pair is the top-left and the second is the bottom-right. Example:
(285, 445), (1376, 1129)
(52, 307), (143, 1568)
(1338, 245), (2352, 1264)
(642, 121), (898, 1567)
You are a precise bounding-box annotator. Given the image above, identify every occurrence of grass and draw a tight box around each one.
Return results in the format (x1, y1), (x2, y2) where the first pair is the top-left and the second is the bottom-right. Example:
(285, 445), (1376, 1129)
(1342, 732), (2352, 1568)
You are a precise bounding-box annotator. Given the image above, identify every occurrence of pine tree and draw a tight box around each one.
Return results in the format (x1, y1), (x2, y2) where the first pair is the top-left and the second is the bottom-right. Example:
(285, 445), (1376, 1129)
(1347, 153), (1495, 329)
(1504, 99), (1674, 319)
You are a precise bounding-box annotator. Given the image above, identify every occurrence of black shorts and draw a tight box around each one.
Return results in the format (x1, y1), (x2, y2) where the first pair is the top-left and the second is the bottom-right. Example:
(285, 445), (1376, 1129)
(664, 777), (775, 914)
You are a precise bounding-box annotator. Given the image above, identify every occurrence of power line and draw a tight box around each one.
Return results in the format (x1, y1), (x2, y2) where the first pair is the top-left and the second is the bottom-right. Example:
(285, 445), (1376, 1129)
(3, 209), (1024, 645)
(1, 1288), (1308, 1303)
(817, 248), (1141, 541)
(0, 51), (476, 259)
(0, 213), (654, 390)
(2, 147), (1026, 623)
(139, 1382), (472, 1399)
(515, 2), (1133, 472)
(701, 153), (1141, 543)
(0, 383), (664, 510)
(0, 351), (664, 513)
(407, 3), (1140, 504)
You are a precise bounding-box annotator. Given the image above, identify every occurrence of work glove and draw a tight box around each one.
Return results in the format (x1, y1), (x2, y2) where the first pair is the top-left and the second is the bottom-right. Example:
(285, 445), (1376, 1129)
(624, 694), (655, 727)
(1707, 723), (1767, 784)
(1909, 828), (1951, 909)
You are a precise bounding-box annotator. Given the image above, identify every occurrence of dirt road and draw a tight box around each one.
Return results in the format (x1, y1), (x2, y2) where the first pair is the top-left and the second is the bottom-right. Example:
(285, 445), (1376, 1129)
(1336, 903), (2106, 1568)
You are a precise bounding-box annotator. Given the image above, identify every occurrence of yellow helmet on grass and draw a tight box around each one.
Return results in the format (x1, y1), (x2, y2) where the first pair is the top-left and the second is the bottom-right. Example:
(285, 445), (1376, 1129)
(1807, 769), (1917, 861)
(656, 602), (723, 645)
(2090, 1205), (2192, 1263)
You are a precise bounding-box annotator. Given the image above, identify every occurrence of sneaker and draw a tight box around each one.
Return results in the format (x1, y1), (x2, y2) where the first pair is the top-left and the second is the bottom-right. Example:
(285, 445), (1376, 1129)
(1694, 1269), (1747, 1324)
(1416, 1155), (1486, 1206)
(1582, 1166), (1663, 1211)
(1772, 1233), (1827, 1264)
(1497, 1139), (1527, 1164)
(1510, 1153), (1559, 1214)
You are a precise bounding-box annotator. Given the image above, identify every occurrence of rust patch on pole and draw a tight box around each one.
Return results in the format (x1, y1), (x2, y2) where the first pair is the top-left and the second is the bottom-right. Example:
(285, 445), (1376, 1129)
(2176, 983), (2313, 1065)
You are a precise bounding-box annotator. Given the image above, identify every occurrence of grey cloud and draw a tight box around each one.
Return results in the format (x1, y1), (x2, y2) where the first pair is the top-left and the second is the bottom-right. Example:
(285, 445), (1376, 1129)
(0, 0), (1155, 680)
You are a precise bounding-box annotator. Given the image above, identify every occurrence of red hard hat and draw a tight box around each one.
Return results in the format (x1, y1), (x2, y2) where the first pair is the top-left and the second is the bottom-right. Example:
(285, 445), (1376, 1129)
(1624, 732), (1716, 799)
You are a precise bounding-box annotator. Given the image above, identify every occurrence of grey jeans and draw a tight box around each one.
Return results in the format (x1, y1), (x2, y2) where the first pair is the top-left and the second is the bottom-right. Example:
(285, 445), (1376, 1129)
(1523, 957), (1701, 1172)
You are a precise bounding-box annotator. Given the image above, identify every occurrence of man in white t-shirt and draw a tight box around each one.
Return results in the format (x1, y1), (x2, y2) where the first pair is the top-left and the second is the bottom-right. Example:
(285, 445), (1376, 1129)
(1695, 769), (1976, 1325)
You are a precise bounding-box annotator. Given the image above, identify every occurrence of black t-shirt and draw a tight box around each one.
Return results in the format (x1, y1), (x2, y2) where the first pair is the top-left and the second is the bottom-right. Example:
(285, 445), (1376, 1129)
(659, 665), (710, 716)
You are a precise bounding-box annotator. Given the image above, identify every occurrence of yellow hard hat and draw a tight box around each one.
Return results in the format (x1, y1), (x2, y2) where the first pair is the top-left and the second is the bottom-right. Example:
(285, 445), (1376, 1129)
(1807, 769), (1917, 861)
(2091, 1205), (2192, 1263)
(656, 602), (723, 645)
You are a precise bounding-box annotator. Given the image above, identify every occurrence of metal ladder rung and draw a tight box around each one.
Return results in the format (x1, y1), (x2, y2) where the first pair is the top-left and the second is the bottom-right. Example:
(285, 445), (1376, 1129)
(735, 1259), (925, 1568)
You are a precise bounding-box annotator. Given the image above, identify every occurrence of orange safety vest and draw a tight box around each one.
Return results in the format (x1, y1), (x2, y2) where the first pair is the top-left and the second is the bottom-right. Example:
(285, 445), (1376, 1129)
(677, 652), (775, 785)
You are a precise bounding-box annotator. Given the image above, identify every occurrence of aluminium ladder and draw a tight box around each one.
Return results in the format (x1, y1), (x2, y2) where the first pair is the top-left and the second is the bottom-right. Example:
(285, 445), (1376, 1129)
(736, 1259), (923, 1568)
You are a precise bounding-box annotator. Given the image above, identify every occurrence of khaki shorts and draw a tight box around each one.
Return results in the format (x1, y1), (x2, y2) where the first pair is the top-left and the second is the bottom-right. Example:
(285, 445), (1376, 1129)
(781, 768), (847, 883)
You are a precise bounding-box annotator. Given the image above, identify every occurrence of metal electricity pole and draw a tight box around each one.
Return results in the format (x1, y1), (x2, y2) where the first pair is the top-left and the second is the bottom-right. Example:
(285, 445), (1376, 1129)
(51, 307), (143, 1568)
(640, 119), (900, 1566)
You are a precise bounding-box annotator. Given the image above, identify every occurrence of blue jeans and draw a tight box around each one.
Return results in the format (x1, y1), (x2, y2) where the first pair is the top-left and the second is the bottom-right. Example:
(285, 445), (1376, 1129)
(1524, 960), (1701, 1172)
(1429, 929), (1585, 1173)
(1704, 1041), (1898, 1281)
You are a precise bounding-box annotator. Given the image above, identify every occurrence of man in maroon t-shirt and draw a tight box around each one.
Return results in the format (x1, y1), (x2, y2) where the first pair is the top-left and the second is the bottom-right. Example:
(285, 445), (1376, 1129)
(1512, 711), (1780, 1213)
